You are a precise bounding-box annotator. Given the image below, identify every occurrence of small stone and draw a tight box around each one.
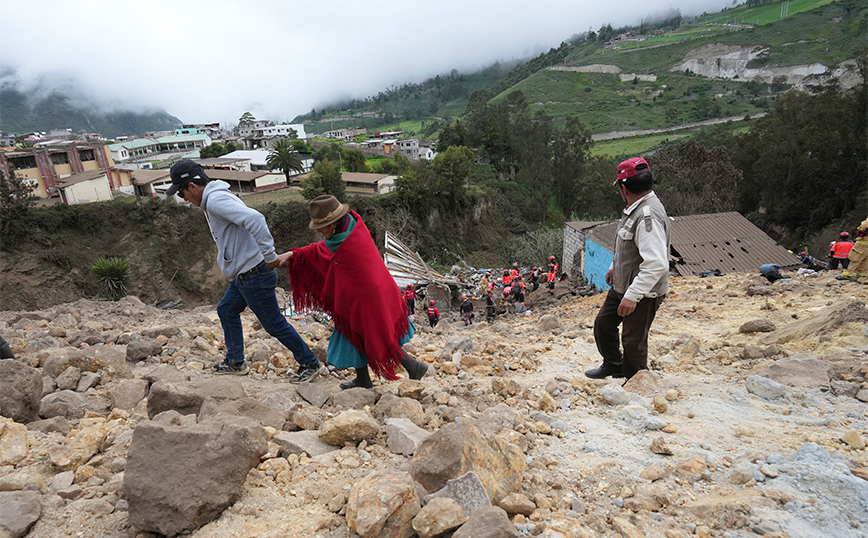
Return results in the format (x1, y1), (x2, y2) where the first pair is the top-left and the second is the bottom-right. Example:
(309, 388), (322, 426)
(664, 389), (678, 401)
(736, 425), (756, 438)
(538, 392), (556, 413)
(497, 492), (535, 516)
(677, 456), (707, 474)
(739, 319), (776, 333)
(843, 429), (865, 450)
(650, 436), (673, 455)
(640, 464), (665, 482)
(600, 383), (630, 406)
(652, 393), (668, 413)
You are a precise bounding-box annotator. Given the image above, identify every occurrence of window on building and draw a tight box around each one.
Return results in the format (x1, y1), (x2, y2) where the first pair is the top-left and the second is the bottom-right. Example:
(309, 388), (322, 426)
(50, 153), (70, 165)
(78, 149), (95, 161)
(9, 155), (37, 169)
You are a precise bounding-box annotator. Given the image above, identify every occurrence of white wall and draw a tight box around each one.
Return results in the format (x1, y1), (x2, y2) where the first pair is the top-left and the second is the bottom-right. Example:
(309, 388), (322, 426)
(63, 176), (112, 204)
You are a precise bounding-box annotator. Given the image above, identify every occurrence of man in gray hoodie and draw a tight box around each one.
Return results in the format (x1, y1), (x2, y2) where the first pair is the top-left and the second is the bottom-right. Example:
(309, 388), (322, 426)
(167, 160), (323, 382)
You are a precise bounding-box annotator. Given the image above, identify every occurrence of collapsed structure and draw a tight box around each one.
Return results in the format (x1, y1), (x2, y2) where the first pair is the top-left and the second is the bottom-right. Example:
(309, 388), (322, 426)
(563, 212), (801, 291)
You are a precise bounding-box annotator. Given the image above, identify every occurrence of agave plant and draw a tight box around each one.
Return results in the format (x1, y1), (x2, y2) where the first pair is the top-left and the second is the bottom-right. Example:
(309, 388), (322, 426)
(90, 256), (130, 301)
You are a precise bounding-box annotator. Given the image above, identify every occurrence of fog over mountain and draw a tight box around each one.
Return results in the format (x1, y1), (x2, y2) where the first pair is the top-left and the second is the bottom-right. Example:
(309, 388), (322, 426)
(0, 0), (733, 128)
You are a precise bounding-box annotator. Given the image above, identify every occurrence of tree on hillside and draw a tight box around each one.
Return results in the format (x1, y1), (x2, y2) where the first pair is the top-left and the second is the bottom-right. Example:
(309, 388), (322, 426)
(552, 117), (593, 217)
(301, 159), (345, 201)
(0, 170), (37, 247)
(266, 138), (306, 183)
(238, 112), (255, 125)
(313, 142), (342, 164)
(291, 139), (313, 153)
(200, 143), (229, 159)
(341, 147), (368, 172)
(651, 140), (742, 216)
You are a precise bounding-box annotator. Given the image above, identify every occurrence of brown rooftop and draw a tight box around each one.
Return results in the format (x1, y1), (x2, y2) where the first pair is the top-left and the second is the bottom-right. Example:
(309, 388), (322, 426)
(55, 170), (108, 187)
(573, 211), (800, 276)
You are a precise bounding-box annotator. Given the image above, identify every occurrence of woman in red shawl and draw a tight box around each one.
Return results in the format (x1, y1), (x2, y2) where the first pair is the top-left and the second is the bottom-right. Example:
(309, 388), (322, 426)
(277, 195), (428, 389)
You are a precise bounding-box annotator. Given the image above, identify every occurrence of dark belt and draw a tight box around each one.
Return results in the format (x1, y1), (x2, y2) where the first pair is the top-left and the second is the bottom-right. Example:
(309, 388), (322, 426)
(240, 260), (269, 277)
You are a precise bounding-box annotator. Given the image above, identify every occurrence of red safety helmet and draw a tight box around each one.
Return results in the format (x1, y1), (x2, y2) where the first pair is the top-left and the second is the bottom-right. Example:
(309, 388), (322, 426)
(840, 231), (850, 239)
(614, 157), (650, 186)
(429, 300), (435, 306)
(549, 256), (555, 262)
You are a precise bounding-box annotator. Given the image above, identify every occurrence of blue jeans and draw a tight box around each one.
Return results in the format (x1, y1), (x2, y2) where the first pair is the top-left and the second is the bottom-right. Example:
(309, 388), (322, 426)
(217, 263), (317, 367)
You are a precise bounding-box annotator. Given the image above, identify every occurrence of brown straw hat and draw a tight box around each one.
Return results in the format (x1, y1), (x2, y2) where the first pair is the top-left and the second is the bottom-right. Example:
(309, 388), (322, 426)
(308, 195), (349, 230)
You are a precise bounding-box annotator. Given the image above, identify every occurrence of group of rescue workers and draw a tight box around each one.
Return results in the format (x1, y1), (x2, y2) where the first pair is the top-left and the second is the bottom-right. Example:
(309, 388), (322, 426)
(401, 255), (567, 328)
(798, 222), (868, 282)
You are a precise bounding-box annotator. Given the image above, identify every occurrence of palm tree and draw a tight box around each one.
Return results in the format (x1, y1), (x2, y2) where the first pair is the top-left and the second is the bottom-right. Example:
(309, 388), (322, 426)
(266, 138), (305, 183)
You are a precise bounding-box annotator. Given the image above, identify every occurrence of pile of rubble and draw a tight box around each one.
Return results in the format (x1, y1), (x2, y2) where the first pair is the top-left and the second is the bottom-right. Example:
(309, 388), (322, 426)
(0, 271), (866, 538)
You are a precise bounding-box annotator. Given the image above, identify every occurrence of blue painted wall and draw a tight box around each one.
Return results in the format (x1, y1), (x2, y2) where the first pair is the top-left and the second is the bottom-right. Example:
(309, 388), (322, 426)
(585, 238), (614, 292)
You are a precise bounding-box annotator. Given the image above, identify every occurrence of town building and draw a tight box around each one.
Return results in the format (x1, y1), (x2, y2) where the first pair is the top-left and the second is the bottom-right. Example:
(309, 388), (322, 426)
(341, 172), (398, 196)
(324, 127), (366, 140)
(0, 142), (131, 199)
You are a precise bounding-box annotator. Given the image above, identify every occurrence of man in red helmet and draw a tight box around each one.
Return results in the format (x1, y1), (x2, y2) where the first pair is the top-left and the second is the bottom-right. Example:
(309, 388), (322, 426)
(828, 231), (853, 271)
(586, 157), (670, 381)
(403, 284), (417, 314)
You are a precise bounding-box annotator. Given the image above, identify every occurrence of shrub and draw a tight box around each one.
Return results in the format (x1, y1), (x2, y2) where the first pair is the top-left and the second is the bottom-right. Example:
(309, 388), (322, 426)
(90, 256), (130, 301)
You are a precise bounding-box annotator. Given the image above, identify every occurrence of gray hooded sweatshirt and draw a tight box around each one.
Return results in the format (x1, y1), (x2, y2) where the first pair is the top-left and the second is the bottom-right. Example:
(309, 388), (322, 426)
(200, 180), (278, 279)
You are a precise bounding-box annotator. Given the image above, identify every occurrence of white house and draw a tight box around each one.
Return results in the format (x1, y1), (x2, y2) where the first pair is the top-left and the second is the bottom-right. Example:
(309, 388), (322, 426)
(56, 170), (113, 205)
(221, 150), (313, 175)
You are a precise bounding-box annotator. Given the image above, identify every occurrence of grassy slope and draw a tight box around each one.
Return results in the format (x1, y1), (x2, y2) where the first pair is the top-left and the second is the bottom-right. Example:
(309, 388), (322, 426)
(492, 0), (864, 133)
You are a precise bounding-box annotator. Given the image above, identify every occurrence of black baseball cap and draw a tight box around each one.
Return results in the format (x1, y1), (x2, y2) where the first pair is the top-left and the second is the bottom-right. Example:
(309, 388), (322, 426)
(167, 160), (208, 196)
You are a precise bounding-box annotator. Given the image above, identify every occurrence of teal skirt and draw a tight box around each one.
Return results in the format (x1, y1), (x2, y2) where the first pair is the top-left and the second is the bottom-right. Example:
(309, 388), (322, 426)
(327, 317), (416, 369)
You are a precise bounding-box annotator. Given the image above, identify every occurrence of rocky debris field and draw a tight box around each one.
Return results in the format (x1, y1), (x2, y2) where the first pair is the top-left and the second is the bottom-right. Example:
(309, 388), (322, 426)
(0, 271), (866, 538)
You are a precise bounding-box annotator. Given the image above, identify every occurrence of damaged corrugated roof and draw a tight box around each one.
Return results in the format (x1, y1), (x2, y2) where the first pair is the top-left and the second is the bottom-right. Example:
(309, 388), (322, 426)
(570, 211), (800, 276)
(383, 231), (456, 289)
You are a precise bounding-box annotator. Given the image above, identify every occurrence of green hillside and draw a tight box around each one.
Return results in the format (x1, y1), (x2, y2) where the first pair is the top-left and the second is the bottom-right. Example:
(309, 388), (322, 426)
(0, 85), (182, 139)
(295, 64), (514, 138)
(296, 0), (865, 139)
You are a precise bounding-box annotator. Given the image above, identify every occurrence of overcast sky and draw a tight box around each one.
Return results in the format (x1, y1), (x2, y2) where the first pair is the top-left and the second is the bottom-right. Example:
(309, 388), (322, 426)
(1, 0), (734, 127)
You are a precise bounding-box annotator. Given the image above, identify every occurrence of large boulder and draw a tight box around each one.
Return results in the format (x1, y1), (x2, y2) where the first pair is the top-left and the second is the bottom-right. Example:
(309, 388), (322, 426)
(333, 387), (378, 409)
(346, 470), (420, 538)
(108, 378), (150, 410)
(124, 415), (267, 536)
(410, 421), (525, 504)
(39, 390), (87, 420)
(452, 506), (518, 538)
(0, 360), (43, 423)
(318, 410), (380, 446)
(126, 339), (163, 362)
(412, 497), (467, 538)
(443, 335), (473, 354)
(424, 471), (492, 516)
(745, 375), (787, 400)
(373, 393), (426, 427)
(42, 346), (132, 379)
(0, 418), (29, 466)
(48, 422), (106, 471)
(766, 354), (833, 388)
(0, 491), (42, 538)
(147, 379), (246, 419)
(386, 418), (431, 456)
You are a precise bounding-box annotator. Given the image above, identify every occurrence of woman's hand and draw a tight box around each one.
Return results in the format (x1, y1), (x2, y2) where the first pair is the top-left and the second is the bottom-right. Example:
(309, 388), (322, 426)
(276, 251), (294, 266)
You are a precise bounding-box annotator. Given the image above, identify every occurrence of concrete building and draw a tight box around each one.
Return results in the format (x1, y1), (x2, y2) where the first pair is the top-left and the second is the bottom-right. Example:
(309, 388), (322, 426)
(221, 150), (313, 176)
(341, 172), (398, 196)
(0, 142), (129, 199)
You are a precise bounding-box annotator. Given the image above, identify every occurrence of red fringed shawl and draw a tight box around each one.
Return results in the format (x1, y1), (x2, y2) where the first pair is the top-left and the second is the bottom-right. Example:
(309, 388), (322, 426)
(287, 211), (408, 379)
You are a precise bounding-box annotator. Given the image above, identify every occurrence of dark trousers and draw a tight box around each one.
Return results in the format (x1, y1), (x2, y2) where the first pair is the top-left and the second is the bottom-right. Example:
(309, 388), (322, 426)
(593, 288), (665, 379)
(828, 258), (850, 270)
(429, 317), (439, 328)
(406, 299), (415, 314)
